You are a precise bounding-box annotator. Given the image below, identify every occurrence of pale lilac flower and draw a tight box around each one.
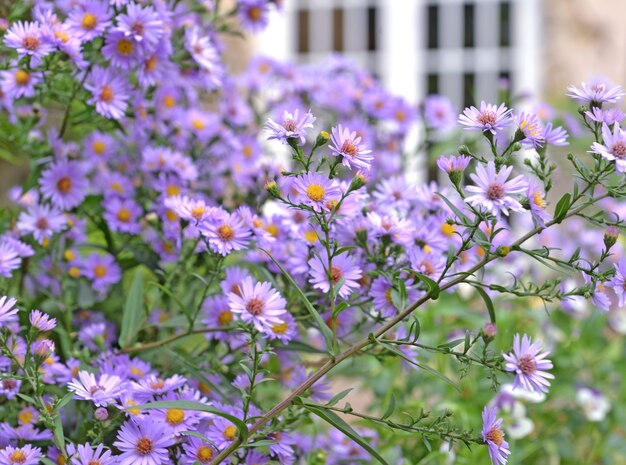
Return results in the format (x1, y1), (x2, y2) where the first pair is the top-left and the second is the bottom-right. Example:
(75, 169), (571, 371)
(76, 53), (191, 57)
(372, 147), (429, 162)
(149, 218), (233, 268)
(68, 370), (124, 407)
(0, 242), (21, 278)
(567, 80), (625, 104)
(437, 154), (471, 174)
(39, 160), (89, 210)
(116, 3), (164, 53)
(465, 162), (527, 217)
(590, 123), (626, 172)
(81, 253), (121, 292)
(198, 211), (252, 256)
(238, 0), (270, 32)
(3, 21), (54, 61)
(29, 310), (56, 331)
(292, 172), (342, 212)
(67, 1), (112, 41)
(182, 437), (217, 465)
(71, 443), (115, 465)
(408, 247), (445, 280)
(503, 334), (554, 394)
(329, 124), (373, 171)
(585, 107), (626, 126)
(308, 253), (362, 299)
(185, 26), (221, 72)
(0, 68), (42, 100)
(102, 30), (139, 69)
(16, 204), (67, 244)
(85, 66), (130, 119)
(541, 122), (569, 146)
(576, 386), (611, 422)
(481, 405), (510, 465)
(113, 418), (175, 465)
(514, 112), (544, 147)
(423, 95), (456, 131)
(228, 276), (287, 331)
(103, 198), (142, 234)
(458, 101), (512, 134)
(608, 260), (626, 307)
(0, 296), (19, 327)
(526, 178), (550, 227)
(0, 444), (42, 465)
(265, 109), (316, 145)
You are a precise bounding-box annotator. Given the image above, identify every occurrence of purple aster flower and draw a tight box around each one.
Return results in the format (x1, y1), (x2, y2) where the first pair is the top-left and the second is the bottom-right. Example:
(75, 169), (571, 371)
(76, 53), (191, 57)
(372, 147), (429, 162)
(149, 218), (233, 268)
(408, 247), (445, 280)
(113, 418), (175, 465)
(458, 101), (512, 134)
(437, 154), (471, 174)
(206, 416), (241, 450)
(541, 122), (569, 146)
(329, 124), (373, 171)
(525, 178), (550, 227)
(503, 333), (554, 394)
(0, 296), (19, 327)
(68, 370), (123, 407)
(155, 405), (200, 436)
(370, 276), (418, 318)
(16, 204), (67, 244)
(465, 161), (527, 217)
(81, 253), (121, 292)
(182, 437), (217, 465)
(116, 3), (164, 53)
(265, 109), (316, 145)
(29, 310), (56, 331)
(265, 312), (298, 343)
(238, 0), (270, 32)
(0, 444), (42, 465)
(591, 123), (626, 172)
(481, 405), (510, 465)
(585, 107), (626, 125)
(85, 66), (130, 120)
(198, 211), (252, 256)
(71, 443), (115, 465)
(514, 112), (544, 147)
(67, 1), (112, 41)
(0, 242), (21, 278)
(229, 276), (287, 331)
(3, 21), (54, 62)
(423, 95), (456, 131)
(308, 253), (362, 299)
(103, 198), (142, 234)
(130, 374), (187, 402)
(102, 30), (139, 69)
(185, 25), (221, 72)
(39, 160), (88, 210)
(567, 80), (625, 104)
(0, 68), (42, 100)
(292, 172), (342, 212)
(608, 260), (626, 307)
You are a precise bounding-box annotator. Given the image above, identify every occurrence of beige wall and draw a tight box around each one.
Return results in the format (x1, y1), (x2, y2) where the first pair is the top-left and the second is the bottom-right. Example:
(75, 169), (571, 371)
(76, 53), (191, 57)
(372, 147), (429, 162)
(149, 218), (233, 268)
(544, 0), (626, 100)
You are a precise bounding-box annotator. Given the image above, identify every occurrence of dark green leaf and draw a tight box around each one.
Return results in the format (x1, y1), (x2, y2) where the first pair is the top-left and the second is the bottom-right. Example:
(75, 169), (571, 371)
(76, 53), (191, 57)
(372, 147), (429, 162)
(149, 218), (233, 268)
(416, 363), (461, 392)
(326, 388), (353, 407)
(381, 394), (395, 420)
(473, 285), (496, 324)
(553, 193), (571, 223)
(414, 273), (440, 300)
(119, 268), (144, 349)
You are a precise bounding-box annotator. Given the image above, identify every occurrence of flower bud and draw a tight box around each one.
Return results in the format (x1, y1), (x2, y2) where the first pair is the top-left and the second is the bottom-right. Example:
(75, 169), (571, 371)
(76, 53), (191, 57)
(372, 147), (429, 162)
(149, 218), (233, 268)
(496, 245), (510, 257)
(483, 322), (497, 338)
(347, 172), (368, 193)
(458, 145), (472, 157)
(95, 407), (109, 421)
(604, 226), (619, 251)
(264, 180), (280, 198)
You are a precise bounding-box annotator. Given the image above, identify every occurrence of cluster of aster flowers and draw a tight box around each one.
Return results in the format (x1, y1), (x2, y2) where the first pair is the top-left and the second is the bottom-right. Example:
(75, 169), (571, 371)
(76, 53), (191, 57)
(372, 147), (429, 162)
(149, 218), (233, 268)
(2, 0), (626, 464)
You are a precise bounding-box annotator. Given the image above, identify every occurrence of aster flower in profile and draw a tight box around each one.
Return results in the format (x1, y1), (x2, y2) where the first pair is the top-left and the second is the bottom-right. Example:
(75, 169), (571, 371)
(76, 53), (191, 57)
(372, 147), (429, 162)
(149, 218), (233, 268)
(458, 101), (512, 134)
(308, 253), (362, 299)
(228, 276), (287, 331)
(525, 178), (550, 227)
(514, 112), (544, 147)
(541, 122), (569, 146)
(67, 0), (112, 41)
(329, 124), (373, 171)
(0, 242), (21, 278)
(465, 161), (527, 218)
(0, 444), (42, 465)
(3, 21), (54, 62)
(590, 123), (626, 172)
(608, 260), (626, 307)
(437, 154), (471, 174)
(265, 109), (316, 145)
(16, 204), (67, 244)
(567, 80), (625, 105)
(585, 107), (626, 125)
(39, 160), (88, 210)
(185, 26), (221, 71)
(71, 443), (115, 465)
(68, 370), (124, 407)
(85, 66), (130, 120)
(503, 333), (554, 394)
(481, 405), (510, 465)
(293, 172), (342, 212)
(113, 418), (175, 465)
(0, 296), (19, 327)
(198, 211), (252, 256)
(29, 310), (56, 331)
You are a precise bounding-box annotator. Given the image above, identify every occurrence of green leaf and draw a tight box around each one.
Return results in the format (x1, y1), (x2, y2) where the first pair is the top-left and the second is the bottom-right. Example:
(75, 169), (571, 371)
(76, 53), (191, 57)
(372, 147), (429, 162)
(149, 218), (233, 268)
(381, 394), (395, 420)
(414, 273), (440, 300)
(132, 400), (249, 442)
(259, 248), (335, 353)
(553, 193), (571, 223)
(53, 415), (66, 453)
(437, 192), (471, 225)
(54, 391), (75, 413)
(119, 268), (144, 349)
(242, 439), (277, 449)
(416, 363), (461, 392)
(473, 285), (496, 324)
(326, 388), (353, 407)
(303, 404), (391, 465)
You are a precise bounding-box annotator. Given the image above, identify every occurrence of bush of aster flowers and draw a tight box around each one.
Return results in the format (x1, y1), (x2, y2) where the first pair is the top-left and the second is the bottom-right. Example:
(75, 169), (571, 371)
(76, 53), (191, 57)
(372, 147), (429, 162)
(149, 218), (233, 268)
(2, 1), (626, 465)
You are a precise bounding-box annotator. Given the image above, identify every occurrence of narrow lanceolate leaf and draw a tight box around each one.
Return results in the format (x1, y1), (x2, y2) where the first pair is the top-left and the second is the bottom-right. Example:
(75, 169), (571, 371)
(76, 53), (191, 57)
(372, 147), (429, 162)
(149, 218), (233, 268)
(437, 192), (471, 225)
(416, 362), (461, 392)
(259, 248), (335, 354)
(381, 394), (396, 420)
(326, 388), (353, 407)
(132, 400), (249, 442)
(553, 193), (571, 223)
(473, 285), (496, 324)
(414, 273), (440, 300)
(303, 404), (391, 465)
(118, 268), (144, 349)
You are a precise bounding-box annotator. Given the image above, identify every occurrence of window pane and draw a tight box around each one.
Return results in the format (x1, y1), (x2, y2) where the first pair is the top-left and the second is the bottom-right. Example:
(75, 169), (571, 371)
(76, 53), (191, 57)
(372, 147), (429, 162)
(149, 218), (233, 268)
(297, 9), (309, 54)
(427, 73), (439, 94)
(426, 5), (438, 49)
(463, 73), (475, 108)
(333, 8), (344, 52)
(463, 3), (475, 48)
(499, 2), (511, 47)
(367, 7), (377, 51)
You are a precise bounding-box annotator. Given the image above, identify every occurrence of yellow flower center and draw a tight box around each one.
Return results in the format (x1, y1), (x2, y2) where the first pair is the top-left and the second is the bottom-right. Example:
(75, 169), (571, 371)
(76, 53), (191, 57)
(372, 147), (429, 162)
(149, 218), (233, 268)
(81, 13), (98, 30)
(54, 30), (70, 43)
(533, 190), (546, 209)
(165, 408), (185, 425)
(218, 310), (233, 325)
(166, 185), (180, 197)
(57, 176), (72, 193)
(441, 223), (455, 237)
(217, 225), (234, 241)
(117, 208), (132, 222)
(93, 140), (106, 154)
(18, 409), (33, 424)
(99, 85), (114, 103)
(242, 144), (253, 158)
(15, 70), (30, 86)
(192, 119), (205, 130)
(248, 6), (262, 21)
(306, 184), (325, 202)
(163, 95), (176, 108)
(196, 446), (214, 463)
(272, 321), (288, 334)
(223, 425), (237, 441)
(144, 54), (158, 72)
(116, 38), (133, 56)
(304, 230), (318, 243)
(486, 427), (504, 446)
(68, 266), (81, 278)
(9, 451), (26, 464)
(64, 250), (76, 261)
(94, 264), (107, 278)
(265, 224), (279, 237)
